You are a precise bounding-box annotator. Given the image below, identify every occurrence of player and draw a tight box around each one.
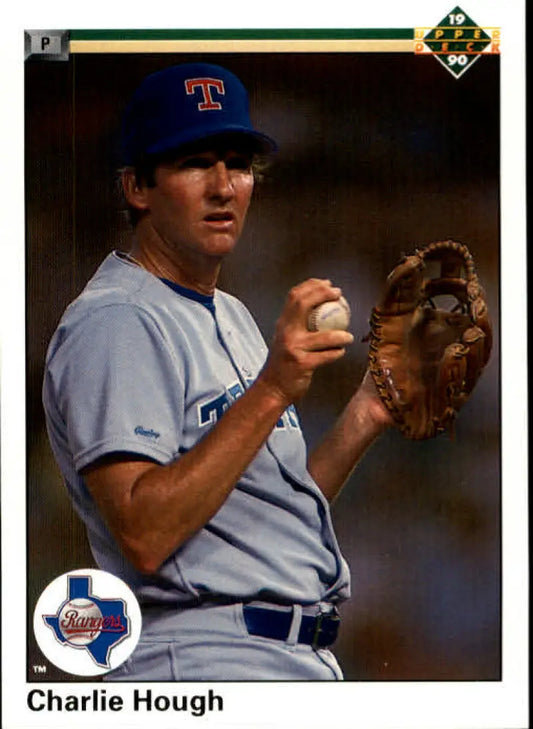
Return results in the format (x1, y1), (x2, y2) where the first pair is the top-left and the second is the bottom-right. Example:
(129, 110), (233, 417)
(42, 62), (391, 681)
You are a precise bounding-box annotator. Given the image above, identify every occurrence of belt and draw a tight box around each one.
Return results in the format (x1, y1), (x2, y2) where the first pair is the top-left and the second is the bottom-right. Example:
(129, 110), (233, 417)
(242, 603), (340, 649)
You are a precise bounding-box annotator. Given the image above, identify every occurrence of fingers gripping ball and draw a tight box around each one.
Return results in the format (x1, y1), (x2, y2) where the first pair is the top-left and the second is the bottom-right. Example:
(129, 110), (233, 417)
(308, 296), (351, 332)
(366, 240), (492, 439)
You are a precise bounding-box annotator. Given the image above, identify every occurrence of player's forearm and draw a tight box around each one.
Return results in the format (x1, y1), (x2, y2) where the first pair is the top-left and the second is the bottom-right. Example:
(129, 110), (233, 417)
(112, 378), (288, 573)
(308, 376), (391, 502)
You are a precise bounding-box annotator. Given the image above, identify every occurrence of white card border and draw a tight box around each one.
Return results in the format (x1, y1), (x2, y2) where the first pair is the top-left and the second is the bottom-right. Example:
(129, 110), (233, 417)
(1, 2), (527, 728)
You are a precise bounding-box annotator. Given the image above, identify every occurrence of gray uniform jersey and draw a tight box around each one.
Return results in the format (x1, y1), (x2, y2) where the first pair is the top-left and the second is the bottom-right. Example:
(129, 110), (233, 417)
(43, 252), (350, 607)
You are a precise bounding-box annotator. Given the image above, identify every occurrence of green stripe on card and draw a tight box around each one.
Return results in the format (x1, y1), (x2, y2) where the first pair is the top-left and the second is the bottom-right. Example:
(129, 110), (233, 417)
(69, 28), (413, 42)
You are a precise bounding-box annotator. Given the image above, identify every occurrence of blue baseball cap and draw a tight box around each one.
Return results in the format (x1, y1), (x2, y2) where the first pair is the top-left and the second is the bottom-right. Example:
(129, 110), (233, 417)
(120, 63), (277, 164)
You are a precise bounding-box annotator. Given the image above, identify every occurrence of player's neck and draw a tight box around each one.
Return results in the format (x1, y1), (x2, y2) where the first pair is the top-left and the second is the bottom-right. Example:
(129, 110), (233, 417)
(129, 224), (221, 296)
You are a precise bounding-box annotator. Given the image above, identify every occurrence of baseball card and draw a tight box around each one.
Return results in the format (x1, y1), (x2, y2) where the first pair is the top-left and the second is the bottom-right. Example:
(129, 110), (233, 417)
(1, 1), (527, 727)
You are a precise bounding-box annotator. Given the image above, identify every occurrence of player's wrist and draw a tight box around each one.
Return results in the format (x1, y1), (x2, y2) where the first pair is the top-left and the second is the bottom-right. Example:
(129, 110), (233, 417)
(253, 371), (295, 410)
(350, 373), (394, 435)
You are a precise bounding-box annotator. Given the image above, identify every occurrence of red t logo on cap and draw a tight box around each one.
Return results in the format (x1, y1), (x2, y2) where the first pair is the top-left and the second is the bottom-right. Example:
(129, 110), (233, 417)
(185, 78), (225, 110)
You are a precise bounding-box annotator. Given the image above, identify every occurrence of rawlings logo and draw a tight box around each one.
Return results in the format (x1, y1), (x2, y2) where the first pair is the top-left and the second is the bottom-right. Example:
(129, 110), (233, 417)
(134, 425), (160, 439)
(185, 77), (225, 110)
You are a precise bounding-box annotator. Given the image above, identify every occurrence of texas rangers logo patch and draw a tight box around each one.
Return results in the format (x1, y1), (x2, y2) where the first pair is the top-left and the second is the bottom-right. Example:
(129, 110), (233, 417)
(33, 569), (142, 676)
(43, 574), (129, 667)
(185, 77), (225, 110)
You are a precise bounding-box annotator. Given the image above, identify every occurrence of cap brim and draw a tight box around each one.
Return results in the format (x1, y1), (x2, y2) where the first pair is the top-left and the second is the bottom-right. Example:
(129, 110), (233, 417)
(143, 124), (278, 159)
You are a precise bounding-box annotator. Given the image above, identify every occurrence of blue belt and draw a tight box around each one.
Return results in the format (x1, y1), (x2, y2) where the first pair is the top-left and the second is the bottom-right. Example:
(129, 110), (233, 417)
(243, 604), (340, 649)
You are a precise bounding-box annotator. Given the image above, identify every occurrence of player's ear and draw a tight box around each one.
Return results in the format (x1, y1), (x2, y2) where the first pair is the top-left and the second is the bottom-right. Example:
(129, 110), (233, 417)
(121, 168), (150, 211)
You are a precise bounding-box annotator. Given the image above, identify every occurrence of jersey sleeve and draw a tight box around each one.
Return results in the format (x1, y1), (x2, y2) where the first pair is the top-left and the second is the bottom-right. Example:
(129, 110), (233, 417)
(44, 303), (185, 472)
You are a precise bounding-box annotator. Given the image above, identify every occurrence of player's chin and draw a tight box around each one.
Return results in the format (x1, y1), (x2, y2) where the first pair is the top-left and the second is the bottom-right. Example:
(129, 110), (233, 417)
(199, 233), (240, 258)
(202, 227), (240, 256)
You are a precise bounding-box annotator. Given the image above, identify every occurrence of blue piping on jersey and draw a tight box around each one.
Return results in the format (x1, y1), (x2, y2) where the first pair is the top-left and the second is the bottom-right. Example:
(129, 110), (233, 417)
(159, 277), (242, 383)
(159, 278), (216, 313)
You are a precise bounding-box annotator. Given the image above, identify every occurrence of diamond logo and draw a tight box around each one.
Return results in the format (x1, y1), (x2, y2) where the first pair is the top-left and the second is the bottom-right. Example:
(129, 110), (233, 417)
(416, 6), (498, 78)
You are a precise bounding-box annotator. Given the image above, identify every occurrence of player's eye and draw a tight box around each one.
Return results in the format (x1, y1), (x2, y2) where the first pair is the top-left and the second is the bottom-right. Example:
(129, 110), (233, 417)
(178, 155), (215, 170)
(224, 153), (253, 171)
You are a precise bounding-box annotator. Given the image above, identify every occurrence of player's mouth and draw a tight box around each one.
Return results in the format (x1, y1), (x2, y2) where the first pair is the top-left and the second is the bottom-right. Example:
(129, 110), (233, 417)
(203, 211), (235, 229)
(204, 211), (235, 221)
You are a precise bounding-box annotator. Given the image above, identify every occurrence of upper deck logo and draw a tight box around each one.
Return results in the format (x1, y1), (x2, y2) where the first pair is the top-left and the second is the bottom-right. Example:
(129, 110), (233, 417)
(415, 6), (500, 78)
(34, 569), (142, 676)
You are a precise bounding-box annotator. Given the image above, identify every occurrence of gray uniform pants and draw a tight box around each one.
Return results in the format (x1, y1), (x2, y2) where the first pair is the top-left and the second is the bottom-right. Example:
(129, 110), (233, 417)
(106, 602), (343, 681)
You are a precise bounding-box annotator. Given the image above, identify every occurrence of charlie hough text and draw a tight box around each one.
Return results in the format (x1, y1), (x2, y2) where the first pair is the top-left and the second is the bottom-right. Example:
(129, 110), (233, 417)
(27, 688), (224, 715)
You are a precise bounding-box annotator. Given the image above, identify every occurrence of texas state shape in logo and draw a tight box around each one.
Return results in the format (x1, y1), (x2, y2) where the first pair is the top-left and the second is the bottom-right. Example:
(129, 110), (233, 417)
(34, 569), (142, 676)
(43, 574), (129, 667)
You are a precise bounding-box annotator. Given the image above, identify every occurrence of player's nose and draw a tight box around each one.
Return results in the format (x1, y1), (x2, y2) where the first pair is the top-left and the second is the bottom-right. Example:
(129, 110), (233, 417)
(207, 160), (235, 200)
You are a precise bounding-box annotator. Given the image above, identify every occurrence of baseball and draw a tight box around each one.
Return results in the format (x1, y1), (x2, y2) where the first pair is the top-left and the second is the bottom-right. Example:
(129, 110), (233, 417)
(58, 599), (103, 645)
(308, 296), (351, 332)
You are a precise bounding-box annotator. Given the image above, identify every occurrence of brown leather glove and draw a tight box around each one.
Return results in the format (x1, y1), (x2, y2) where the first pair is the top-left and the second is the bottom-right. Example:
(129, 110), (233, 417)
(366, 240), (492, 439)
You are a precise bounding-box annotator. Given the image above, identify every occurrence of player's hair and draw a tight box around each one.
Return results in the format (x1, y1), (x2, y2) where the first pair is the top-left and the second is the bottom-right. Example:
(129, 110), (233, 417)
(119, 139), (272, 228)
